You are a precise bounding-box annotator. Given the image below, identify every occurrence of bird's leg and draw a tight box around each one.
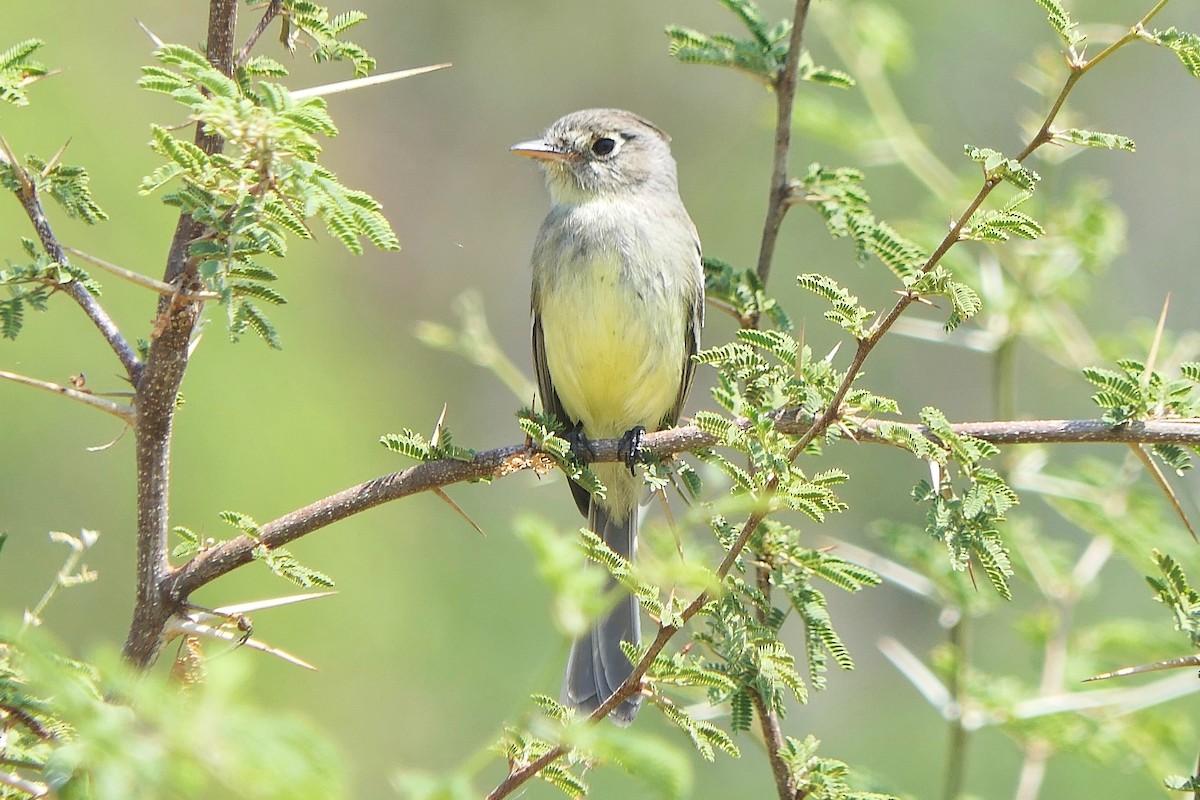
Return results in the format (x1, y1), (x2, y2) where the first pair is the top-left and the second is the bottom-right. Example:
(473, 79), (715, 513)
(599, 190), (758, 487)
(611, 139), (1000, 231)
(617, 425), (646, 475)
(565, 421), (597, 464)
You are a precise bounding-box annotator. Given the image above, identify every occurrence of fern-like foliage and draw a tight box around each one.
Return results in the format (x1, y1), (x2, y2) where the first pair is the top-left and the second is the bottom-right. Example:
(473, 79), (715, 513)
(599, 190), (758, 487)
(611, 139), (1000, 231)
(1030, 0), (1084, 48)
(21, 154), (108, 224)
(1149, 27), (1200, 79)
(0, 39), (48, 106)
(138, 29), (397, 348)
(908, 408), (1018, 599)
(380, 427), (475, 463)
(0, 239), (100, 339)
(215, 510), (334, 587)
(1084, 357), (1200, 431)
(278, 1), (376, 78)
(795, 164), (928, 281)
(665, 0), (852, 90)
(704, 256), (792, 330)
(1083, 357), (1200, 462)
(1052, 128), (1136, 152)
(964, 145), (1041, 190)
(1146, 549), (1200, 648)
(780, 735), (895, 800)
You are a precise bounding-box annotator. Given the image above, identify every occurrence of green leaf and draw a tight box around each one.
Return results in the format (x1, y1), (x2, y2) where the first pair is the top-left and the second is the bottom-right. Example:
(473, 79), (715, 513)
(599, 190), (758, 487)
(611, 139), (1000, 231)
(1150, 27), (1200, 79)
(1030, 0), (1084, 47)
(0, 39), (48, 106)
(252, 545), (335, 588)
(1053, 128), (1135, 151)
(964, 145), (1040, 190)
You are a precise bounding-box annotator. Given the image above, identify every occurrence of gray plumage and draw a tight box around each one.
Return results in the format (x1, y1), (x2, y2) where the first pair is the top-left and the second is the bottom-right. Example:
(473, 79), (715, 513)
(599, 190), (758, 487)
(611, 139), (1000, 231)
(513, 109), (703, 723)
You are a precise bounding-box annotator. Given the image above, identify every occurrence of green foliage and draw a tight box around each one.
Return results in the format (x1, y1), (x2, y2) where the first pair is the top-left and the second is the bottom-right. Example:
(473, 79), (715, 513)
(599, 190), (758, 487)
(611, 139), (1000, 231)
(517, 410), (606, 500)
(5, 634), (346, 799)
(797, 274), (874, 339)
(14, 154), (108, 224)
(963, 190), (1045, 243)
(1146, 550), (1200, 648)
(0, 39), (47, 106)
(964, 145), (1041, 190)
(381, 427), (475, 463)
(664, 0), (851, 89)
(0, 238), (101, 340)
(908, 408), (1018, 599)
(278, 1), (376, 78)
(1149, 27), (1200, 79)
(704, 257), (792, 330)
(1082, 359), (1200, 443)
(794, 164), (928, 281)
(1030, 0), (1083, 48)
(138, 35), (397, 347)
(651, 694), (740, 762)
(251, 545), (335, 588)
(1053, 128), (1136, 152)
(906, 265), (983, 333)
(753, 520), (879, 689)
(779, 735), (895, 800)
(216, 510), (334, 588)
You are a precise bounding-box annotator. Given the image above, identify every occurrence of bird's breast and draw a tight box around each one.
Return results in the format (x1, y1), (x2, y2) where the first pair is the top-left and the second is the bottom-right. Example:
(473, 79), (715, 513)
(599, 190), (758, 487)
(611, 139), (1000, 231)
(535, 208), (689, 439)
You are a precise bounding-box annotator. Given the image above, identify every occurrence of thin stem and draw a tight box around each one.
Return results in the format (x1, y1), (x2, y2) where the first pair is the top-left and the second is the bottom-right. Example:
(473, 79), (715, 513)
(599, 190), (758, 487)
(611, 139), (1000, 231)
(235, 0), (282, 67)
(2, 150), (143, 381)
(62, 245), (219, 299)
(0, 770), (47, 797)
(749, 686), (798, 799)
(941, 616), (970, 800)
(753, 0), (812, 292)
(0, 369), (136, 424)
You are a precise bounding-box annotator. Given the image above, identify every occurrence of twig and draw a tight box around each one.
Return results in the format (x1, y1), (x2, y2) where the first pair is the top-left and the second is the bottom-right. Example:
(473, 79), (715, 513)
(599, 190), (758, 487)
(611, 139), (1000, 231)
(0, 369), (136, 424)
(748, 686), (798, 799)
(235, 0), (282, 66)
(61, 245), (219, 299)
(2, 138), (143, 381)
(752, 0), (812, 293)
(0, 770), (47, 797)
(941, 616), (970, 800)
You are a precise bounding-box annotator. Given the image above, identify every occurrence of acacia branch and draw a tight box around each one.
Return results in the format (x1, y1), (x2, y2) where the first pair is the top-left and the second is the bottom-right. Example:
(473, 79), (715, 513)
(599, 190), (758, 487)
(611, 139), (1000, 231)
(235, 0), (283, 67)
(1, 148), (143, 381)
(122, 0), (236, 669)
(0, 369), (135, 424)
(753, 0), (812, 292)
(164, 415), (1200, 601)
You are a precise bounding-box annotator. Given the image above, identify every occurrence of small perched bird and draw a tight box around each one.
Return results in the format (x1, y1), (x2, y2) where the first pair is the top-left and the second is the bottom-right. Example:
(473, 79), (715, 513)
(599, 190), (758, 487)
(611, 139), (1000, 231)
(513, 109), (704, 723)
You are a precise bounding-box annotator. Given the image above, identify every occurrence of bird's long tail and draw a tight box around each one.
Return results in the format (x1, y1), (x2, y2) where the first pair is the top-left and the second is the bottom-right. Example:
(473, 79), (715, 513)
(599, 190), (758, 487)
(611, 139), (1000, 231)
(562, 494), (642, 724)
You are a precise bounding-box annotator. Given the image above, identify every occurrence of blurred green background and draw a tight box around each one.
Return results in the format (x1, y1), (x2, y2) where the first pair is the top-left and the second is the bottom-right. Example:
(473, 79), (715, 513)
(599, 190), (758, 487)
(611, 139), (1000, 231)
(3, 1), (1200, 797)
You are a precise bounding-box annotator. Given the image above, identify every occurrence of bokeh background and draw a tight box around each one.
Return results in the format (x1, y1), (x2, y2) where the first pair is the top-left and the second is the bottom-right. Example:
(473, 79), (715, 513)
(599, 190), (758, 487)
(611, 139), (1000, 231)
(3, 1), (1200, 797)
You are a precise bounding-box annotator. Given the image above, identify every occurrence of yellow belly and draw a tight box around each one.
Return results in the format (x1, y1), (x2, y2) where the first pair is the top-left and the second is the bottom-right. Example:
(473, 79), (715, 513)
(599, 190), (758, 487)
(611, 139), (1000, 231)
(539, 254), (686, 440)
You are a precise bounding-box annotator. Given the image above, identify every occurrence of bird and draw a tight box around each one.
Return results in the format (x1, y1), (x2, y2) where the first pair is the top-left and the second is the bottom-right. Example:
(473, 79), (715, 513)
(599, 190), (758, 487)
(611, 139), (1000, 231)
(512, 108), (704, 723)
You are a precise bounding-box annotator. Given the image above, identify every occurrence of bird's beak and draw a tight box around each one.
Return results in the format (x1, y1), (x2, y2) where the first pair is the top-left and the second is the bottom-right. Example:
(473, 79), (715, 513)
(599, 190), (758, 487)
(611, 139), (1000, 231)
(511, 138), (570, 162)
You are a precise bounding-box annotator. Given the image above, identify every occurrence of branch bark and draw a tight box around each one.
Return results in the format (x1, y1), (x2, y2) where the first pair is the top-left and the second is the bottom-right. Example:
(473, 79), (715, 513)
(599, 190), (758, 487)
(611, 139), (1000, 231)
(161, 415), (1200, 612)
(122, 0), (237, 668)
(753, 0), (812, 293)
(5, 155), (143, 381)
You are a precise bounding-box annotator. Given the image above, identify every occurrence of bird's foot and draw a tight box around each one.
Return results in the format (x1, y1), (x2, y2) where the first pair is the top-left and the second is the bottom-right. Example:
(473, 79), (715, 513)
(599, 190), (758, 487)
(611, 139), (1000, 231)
(617, 426), (646, 475)
(566, 422), (596, 464)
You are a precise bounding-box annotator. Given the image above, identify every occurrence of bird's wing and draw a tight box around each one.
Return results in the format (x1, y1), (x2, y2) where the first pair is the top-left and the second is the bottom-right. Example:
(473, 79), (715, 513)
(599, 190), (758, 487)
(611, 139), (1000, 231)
(662, 238), (704, 429)
(532, 307), (592, 517)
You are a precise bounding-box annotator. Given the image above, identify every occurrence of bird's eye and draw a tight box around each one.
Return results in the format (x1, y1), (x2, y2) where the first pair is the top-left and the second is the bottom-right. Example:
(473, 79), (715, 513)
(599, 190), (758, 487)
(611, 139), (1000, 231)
(591, 136), (617, 156)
